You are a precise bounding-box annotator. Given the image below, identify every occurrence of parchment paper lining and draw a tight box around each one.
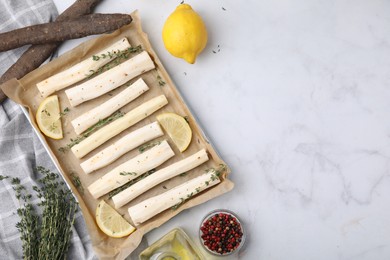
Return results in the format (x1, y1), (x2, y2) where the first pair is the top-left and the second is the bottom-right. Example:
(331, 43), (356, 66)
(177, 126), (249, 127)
(1, 11), (234, 260)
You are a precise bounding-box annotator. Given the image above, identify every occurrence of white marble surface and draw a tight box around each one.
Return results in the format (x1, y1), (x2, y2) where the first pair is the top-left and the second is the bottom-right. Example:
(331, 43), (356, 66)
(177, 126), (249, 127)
(53, 0), (390, 259)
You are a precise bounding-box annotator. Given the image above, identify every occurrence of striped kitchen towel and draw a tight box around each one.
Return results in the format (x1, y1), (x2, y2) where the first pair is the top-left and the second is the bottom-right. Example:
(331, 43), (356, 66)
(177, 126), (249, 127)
(0, 1), (96, 259)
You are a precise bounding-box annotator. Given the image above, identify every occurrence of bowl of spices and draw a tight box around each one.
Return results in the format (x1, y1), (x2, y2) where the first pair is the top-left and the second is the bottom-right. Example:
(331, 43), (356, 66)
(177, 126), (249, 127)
(199, 209), (245, 256)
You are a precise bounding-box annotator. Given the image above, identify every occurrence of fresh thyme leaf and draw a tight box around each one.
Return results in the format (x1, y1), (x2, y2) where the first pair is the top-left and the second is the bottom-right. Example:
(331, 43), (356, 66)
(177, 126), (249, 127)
(58, 110), (125, 152)
(172, 165), (227, 211)
(157, 75), (166, 86)
(108, 169), (156, 198)
(59, 107), (70, 117)
(138, 141), (162, 153)
(205, 164), (227, 178)
(58, 147), (67, 153)
(119, 171), (137, 176)
(171, 192), (194, 210)
(210, 174), (219, 181)
(70, 172), (84, 195)
(42, 109), (50, 116)
(0, 175), (9, 180)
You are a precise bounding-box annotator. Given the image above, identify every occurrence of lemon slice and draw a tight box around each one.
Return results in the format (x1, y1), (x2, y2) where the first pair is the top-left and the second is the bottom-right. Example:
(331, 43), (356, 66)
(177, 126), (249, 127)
(157, 112), (192, 152)
(36, 95), (63, 139)
(96, 200), (135, 238)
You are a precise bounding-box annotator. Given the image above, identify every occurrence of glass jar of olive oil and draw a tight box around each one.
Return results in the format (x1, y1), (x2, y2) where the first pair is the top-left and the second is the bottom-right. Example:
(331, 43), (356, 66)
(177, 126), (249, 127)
(139, 228), (204, 260)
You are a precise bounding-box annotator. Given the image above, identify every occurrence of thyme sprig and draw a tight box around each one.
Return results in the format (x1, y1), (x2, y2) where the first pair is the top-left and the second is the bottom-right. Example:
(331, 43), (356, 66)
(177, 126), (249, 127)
(59, 110), (125, 153)
(87, 45), (143, 78)
(92, 45), (143, 61)
(108, 169), (156, 198)
(12, 177), (39, 259)
(138, 141), (162, 153)
(34, 166), (78, 259)
(3, 167), (78, 259)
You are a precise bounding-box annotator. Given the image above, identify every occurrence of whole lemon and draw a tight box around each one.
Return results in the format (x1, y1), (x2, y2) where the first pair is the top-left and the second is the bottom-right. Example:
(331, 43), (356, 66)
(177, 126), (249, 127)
(162, 4), (208, 64)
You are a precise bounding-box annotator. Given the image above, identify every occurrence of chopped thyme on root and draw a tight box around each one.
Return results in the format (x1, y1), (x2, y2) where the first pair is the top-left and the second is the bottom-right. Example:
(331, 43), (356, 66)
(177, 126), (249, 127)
(172, 191), (195, 210)
(138, 141), (162, 153)
(58, 110), (125, 153)
(119, 171), (137, 176)
(92, 45), (142, 61)
(171, 164), (227, 211)
(108, 169), (156, 198)
(205, 164), (227, 178)
(87, 45), (143, 78)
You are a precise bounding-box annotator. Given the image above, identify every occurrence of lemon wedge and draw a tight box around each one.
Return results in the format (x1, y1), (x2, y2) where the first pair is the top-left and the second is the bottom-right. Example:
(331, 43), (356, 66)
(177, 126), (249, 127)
(157, 112), (192, 152)
(36, 95), (63, 139)
(96, 200), (135, 238)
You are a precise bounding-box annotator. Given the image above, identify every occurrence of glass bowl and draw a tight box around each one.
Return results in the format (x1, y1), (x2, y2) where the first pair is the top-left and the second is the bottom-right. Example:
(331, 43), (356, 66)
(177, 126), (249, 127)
(199, 209), (246, 256)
